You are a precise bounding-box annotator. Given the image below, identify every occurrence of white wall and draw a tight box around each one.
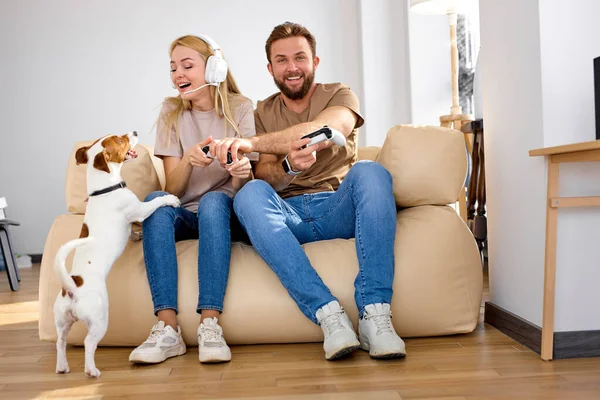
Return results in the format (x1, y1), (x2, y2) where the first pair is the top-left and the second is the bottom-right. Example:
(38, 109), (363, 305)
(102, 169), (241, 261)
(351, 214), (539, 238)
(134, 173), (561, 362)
(479, 0), (547, 327)
(0, 0), (413, 254)
(481, 0), (600, 331)
(359, 0), (413, 145)
(408, 10), (452, 125)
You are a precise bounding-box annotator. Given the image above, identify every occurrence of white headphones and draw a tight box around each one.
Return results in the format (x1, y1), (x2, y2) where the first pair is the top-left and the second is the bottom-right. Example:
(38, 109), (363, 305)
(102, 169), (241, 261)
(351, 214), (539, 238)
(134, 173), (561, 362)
(196, 33), (228, 86)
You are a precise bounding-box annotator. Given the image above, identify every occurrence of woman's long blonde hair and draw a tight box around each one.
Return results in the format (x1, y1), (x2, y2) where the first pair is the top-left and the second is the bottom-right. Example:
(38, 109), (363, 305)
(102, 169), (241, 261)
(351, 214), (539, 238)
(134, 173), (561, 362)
(158, 35), (245, 145)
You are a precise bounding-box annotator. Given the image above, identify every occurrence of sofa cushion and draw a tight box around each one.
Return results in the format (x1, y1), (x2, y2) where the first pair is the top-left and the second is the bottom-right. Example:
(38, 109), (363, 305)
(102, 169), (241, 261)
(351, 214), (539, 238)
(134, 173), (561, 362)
(65, 141), (162, 214)
(377, 125), (467, 207)
(357, 146), (380, 161)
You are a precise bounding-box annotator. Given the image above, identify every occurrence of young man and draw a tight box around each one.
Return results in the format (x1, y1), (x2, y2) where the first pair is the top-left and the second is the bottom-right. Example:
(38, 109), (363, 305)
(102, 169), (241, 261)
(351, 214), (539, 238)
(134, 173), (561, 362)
(212, 22), (405, 361)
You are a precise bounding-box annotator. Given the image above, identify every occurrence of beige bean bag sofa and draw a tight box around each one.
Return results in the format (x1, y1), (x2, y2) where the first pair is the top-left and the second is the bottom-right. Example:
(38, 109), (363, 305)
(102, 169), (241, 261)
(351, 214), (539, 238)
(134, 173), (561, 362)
(38, 125), (483, 346)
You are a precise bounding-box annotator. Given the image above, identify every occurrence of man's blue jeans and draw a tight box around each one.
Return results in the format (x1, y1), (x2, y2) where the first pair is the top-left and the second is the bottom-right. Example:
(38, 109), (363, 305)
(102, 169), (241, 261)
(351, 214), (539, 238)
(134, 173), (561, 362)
(233, 161), (396, 324)
(142, 191), (247, 315)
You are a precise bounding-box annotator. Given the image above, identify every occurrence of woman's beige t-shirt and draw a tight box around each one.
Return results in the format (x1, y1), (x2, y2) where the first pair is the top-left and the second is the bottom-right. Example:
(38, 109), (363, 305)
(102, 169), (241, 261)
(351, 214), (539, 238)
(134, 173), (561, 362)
(154, 96), (256, 212)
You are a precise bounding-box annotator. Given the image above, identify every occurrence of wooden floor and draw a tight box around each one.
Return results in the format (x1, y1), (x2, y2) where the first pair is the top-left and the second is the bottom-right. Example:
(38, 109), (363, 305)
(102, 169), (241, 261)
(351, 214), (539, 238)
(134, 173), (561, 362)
(1, 267), (600, 400)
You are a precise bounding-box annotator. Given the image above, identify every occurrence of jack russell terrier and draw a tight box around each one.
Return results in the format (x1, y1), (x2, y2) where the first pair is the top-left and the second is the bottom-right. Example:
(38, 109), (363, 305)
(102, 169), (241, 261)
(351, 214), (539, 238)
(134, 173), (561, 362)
(53, 131), (180, 377)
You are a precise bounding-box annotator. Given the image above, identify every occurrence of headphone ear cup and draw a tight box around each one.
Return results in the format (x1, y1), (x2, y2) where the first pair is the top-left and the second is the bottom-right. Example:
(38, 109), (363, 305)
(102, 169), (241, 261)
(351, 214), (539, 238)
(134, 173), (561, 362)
(205, 55), (228, 85)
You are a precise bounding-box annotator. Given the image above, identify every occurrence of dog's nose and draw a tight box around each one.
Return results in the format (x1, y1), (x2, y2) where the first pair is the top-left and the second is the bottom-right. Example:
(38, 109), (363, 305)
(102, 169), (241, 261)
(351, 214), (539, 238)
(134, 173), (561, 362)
(132, 131), (138, 137)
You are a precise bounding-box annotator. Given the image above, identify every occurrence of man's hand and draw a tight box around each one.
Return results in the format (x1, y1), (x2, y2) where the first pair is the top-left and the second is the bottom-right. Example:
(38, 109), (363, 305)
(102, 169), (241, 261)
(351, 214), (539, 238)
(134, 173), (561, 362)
(211, 138), (253, 166)
(186, 136), (214, 168)
(287, 137), (318, 172)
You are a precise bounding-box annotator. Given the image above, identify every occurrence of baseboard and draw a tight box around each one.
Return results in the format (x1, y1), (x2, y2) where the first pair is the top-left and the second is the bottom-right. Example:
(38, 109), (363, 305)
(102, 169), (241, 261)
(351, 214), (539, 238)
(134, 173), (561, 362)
(484, 301), (541, 354)
(554, 330), (600, 359)
(30, 253), (42, 264)
(484, 302), (600, 359)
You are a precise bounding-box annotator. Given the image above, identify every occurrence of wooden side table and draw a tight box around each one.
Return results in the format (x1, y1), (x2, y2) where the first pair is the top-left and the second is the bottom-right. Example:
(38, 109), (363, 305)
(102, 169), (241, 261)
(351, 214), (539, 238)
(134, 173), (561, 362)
(529, 139), (600, 360)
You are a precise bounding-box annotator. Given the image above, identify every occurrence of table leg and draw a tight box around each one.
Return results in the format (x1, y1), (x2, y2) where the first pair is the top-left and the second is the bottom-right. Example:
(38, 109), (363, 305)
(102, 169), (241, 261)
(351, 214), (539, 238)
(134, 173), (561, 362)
(541, 160), (559, 360)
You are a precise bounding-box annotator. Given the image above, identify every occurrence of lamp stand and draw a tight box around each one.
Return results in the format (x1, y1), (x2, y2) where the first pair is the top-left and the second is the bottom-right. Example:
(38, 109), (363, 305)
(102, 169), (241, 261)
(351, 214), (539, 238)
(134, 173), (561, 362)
(440, 13), (473, 223)
(440, 13), (473, 130)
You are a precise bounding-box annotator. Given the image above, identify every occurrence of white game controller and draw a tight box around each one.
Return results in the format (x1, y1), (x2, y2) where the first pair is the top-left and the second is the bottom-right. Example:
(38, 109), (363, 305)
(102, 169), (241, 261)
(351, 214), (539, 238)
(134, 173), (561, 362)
(301, 126), (346, 149)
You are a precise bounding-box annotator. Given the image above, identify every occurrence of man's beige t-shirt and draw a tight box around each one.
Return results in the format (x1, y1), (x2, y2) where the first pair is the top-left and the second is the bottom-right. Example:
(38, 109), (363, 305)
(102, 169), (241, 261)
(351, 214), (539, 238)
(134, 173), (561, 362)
(254, 83), (364, 199)
(154, 95), (256, 212)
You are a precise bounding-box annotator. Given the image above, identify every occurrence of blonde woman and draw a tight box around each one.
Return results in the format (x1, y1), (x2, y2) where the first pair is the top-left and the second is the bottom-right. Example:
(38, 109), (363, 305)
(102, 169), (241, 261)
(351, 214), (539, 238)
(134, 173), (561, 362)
(129, 35), (255, 364)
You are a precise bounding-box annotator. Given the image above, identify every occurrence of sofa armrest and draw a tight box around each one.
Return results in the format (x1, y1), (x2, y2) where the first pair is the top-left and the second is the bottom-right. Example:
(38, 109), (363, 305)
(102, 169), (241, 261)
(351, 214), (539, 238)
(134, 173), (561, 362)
(377, 125), (468, 208)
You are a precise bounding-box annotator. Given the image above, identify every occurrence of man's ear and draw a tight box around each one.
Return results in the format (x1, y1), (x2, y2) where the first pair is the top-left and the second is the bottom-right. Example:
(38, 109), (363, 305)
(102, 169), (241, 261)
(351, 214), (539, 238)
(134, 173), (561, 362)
(75, 147), (89, 164)
(93, 152), (110, 173)
(267, 62), (273, 76)
(313, 56), (320, 71)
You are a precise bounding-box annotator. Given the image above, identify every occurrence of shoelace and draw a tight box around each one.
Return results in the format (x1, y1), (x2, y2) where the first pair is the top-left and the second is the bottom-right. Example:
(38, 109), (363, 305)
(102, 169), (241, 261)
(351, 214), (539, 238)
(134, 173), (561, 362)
(145, 325), (168, 343)
(201, 325), (223, 343)
(369, 313), (394, 335)
(321, 312), (345, 335)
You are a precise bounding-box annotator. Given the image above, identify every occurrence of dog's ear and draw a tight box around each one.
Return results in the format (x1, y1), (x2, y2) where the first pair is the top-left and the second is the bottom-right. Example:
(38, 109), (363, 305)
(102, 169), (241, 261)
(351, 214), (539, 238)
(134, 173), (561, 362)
(75, 147), (89, 164)
(93, 152), (110, 173)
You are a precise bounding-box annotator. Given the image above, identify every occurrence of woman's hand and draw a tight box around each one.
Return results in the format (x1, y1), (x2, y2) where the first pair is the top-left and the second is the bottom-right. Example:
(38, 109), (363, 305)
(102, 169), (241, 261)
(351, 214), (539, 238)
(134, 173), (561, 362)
(226, 154), (252, 179)
(185, 136), (214, 168)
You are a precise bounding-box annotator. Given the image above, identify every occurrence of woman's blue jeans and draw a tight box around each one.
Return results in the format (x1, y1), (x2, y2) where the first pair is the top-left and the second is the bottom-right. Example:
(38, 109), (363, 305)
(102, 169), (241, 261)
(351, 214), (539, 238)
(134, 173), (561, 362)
(233, 161), (397, 324)
(142, 191), (247, 315)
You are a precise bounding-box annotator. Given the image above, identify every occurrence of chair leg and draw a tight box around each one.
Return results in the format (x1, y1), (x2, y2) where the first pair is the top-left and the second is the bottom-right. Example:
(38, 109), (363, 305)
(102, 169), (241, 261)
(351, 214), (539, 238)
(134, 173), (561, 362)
(0, 228), (19, 291)
(3, 227), (20, 282)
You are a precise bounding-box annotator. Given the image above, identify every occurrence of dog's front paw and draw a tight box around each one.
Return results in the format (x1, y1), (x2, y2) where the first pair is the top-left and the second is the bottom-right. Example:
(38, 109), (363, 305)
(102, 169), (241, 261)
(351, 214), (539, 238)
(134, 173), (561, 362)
(162, 194), (181, 208)
(85, 366), (101, 378)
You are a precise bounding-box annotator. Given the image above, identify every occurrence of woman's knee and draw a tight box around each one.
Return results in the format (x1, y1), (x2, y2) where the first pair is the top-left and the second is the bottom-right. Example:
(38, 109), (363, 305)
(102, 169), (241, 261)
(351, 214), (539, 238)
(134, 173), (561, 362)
(142, 191), (176, 227)
(144, 190), (169, 202)
(197, 192), (232, 220)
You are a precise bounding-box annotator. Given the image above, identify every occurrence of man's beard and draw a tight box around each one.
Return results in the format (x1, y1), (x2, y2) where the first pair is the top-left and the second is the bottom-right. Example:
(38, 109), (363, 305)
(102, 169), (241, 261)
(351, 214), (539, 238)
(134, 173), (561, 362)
(273, 71), (315, 100)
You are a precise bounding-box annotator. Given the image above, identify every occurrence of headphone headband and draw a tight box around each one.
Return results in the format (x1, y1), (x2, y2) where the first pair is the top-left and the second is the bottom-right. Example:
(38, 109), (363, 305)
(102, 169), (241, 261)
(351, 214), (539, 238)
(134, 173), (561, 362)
(196, 33), (222, 57)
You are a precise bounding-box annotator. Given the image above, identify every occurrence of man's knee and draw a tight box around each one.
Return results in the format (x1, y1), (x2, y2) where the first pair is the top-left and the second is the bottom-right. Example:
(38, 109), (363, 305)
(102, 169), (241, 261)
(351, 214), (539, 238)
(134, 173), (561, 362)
(349, 161), (392, 186)
(234, 180), (273, 215)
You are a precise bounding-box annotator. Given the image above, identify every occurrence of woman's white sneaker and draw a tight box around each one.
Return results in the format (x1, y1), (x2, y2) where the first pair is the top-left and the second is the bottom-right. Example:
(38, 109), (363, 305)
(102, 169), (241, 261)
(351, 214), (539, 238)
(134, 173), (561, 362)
(358, 303), (406, 359)
(129, 321), (187, 364)
(198, 317), (231, 363)
(316, 301), (360, 360)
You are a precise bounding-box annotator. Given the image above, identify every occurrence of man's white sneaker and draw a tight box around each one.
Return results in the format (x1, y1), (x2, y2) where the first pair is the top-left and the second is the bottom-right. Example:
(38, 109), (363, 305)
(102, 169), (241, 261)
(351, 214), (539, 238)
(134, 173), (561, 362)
(316, 300), (360, 360)
(358, 303), (406, 359)
(198, 317), (231, 363)
(129, 321), (186, 364)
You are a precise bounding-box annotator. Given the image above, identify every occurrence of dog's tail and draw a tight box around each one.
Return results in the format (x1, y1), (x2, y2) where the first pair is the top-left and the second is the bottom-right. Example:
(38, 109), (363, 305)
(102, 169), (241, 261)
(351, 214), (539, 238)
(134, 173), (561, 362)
(54, 237), (95, 293)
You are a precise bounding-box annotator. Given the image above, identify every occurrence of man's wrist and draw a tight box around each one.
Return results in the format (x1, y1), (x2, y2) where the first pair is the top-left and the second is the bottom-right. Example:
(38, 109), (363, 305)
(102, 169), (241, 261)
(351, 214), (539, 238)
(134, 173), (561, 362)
(245, 137), (258, 153)
(282, 155), (301, 176)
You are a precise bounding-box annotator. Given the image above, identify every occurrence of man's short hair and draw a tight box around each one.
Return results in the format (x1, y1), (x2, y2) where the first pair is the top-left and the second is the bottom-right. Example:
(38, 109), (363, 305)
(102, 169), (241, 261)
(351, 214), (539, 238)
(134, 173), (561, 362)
(265, 22), (317, 64)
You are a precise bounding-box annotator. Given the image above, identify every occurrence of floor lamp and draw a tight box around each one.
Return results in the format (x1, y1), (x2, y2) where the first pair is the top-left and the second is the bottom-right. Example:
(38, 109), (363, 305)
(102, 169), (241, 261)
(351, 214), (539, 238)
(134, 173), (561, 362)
(410, 0), (477, 223)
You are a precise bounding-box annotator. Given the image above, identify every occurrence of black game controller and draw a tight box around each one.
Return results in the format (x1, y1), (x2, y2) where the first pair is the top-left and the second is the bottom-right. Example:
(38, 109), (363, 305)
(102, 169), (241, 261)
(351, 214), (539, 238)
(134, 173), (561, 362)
(202, 145), (234, 165)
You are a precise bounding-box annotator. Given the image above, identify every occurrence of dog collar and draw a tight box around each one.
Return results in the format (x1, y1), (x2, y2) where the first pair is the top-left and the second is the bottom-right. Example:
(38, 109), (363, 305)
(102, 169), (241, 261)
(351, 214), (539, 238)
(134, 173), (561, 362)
(89, 181), (127, 197)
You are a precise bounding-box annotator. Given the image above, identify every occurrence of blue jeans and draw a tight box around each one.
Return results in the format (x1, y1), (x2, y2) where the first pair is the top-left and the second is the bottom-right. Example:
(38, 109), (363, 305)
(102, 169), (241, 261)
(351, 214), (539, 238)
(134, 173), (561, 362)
(142, 191), (247, 315)
(233, 161), (396, 324)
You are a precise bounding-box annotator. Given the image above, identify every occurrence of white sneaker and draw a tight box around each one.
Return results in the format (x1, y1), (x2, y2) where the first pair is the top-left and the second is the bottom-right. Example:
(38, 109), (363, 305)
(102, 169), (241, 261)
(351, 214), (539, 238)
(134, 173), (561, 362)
(198, 317), (231, 363)
(316, 301), (360, 360)
(358, 303), (406, 359)
(129, 321), (187, 364)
